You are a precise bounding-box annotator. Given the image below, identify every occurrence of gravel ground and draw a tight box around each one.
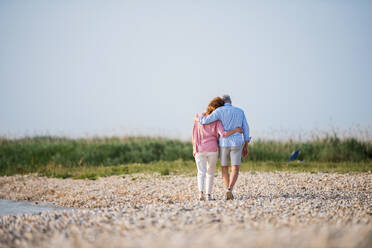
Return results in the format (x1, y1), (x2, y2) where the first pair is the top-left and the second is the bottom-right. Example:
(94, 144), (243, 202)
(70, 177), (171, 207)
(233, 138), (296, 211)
(0, 172), (371, 248)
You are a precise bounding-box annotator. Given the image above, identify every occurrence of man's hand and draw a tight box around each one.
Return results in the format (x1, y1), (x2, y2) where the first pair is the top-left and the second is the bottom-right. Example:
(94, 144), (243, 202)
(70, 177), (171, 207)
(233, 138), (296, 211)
(242, 142), (249, 157)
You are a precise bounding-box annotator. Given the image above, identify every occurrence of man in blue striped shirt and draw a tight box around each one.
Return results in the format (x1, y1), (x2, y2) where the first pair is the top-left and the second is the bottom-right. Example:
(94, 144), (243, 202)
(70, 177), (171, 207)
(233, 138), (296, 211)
(199, 94), (251, 200)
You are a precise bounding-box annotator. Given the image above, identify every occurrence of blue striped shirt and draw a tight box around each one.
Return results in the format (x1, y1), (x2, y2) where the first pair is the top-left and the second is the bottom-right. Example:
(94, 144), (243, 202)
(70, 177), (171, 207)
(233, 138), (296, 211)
(198, 103), (251, 147)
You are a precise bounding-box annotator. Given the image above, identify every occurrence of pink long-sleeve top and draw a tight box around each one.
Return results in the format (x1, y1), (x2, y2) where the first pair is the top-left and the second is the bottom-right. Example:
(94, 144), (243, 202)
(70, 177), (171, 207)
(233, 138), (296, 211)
(192, 113), (229, 154)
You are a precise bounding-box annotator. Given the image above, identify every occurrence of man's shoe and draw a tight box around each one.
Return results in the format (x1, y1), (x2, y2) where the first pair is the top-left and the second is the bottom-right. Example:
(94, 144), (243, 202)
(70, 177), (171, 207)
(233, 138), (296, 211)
(226, 191), (234, 200)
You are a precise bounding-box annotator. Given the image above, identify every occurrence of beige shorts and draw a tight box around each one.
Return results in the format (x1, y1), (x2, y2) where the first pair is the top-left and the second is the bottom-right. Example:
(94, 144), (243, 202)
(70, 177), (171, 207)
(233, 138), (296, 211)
(220, 146), (243, 166)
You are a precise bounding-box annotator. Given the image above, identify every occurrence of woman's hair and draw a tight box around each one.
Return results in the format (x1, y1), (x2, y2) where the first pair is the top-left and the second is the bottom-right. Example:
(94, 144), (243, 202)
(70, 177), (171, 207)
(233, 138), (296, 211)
(206, 97), (225, 115)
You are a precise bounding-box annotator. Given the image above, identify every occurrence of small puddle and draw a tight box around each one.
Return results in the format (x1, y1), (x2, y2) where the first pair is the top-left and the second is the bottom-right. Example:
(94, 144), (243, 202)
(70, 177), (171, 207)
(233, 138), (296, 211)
(0, 199), (70, 216)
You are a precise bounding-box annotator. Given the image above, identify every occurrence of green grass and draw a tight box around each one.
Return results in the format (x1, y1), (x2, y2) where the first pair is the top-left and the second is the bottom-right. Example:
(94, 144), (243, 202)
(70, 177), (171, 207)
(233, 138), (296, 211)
(4, 160), (370, 180)
(0, 136), (193, 175)
(247, 135), (371, 162)
(239, 161), (372, 174)
(36, 160), (196, 179)
(0, 135), (371, 178)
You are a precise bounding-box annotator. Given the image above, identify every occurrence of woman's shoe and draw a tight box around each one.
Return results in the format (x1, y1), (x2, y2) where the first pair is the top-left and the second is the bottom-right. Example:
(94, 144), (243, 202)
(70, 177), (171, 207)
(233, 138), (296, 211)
(199, 193), (205, 201)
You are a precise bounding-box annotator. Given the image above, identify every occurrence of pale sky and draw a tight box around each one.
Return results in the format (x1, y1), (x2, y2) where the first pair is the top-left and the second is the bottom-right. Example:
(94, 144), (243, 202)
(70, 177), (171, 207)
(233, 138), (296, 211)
(1, 0), (371, 140)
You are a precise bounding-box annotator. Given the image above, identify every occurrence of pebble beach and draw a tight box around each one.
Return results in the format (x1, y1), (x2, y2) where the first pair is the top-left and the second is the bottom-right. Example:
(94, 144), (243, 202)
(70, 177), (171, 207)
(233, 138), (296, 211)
(1, 172), (371, 248)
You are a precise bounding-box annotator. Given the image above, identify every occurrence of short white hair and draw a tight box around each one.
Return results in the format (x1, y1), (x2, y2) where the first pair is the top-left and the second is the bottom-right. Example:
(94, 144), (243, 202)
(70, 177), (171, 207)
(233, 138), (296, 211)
(221, 94), (231, 103)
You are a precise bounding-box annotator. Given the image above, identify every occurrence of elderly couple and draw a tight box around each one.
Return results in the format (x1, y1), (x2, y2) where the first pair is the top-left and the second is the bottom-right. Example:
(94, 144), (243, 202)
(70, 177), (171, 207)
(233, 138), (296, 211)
(192, 94), (251, 201)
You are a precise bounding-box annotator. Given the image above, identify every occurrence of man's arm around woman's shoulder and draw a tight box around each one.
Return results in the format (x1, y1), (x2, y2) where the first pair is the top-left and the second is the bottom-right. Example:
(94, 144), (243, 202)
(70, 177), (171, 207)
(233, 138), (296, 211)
(198, 108), (221, 124)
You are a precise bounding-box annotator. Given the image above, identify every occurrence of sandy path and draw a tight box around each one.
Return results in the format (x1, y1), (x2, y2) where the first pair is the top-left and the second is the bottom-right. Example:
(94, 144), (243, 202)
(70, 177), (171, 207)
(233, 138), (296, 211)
(0, 172), (371, 247)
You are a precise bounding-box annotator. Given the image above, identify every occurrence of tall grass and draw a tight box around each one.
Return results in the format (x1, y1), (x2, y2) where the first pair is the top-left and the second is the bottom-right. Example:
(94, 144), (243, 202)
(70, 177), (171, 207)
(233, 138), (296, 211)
(0, 135), (371, 176)
(248, 135), (371, 162)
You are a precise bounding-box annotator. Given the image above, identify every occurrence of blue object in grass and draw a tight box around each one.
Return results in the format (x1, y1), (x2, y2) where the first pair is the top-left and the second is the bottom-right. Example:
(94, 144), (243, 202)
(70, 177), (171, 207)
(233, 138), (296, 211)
(288, 149), (301, 161)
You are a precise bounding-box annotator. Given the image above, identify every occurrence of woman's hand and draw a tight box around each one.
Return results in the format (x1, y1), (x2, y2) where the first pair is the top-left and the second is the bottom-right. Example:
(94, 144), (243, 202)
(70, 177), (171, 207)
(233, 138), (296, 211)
(224, 126), (243, 137)
(234, 127), (243, 133)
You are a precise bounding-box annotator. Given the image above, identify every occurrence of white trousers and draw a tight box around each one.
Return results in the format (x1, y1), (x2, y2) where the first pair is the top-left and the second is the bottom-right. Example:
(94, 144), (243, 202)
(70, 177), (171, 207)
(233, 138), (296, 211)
(194, 152), (218, 194)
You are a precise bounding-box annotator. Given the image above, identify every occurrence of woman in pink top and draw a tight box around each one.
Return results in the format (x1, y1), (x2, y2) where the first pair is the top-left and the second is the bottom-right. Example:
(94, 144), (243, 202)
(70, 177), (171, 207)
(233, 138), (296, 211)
(192, 97), (242, 201)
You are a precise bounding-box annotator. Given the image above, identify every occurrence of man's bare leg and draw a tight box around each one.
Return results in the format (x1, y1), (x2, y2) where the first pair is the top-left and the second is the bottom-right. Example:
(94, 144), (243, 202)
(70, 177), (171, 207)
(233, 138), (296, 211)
(228, 165), (239, 190)
(221, 166), (230, 188)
